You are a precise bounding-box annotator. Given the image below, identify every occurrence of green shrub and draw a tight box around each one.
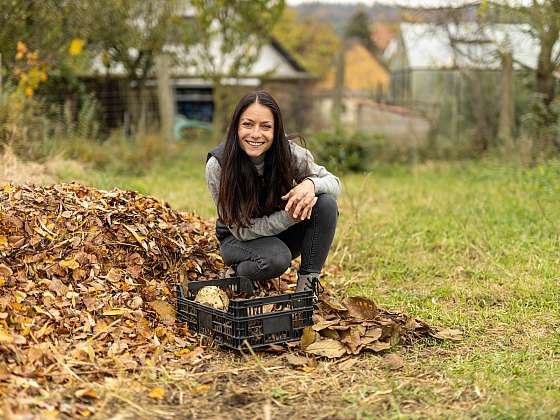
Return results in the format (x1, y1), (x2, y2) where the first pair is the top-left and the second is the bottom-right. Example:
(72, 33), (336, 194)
(306, 130), (384, 173)
(0, 84), (50, 159)
(57, 132), (175, 176)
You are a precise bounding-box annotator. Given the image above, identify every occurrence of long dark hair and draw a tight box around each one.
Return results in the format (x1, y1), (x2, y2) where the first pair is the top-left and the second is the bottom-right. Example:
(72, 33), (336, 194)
(218, 91), (306, 227)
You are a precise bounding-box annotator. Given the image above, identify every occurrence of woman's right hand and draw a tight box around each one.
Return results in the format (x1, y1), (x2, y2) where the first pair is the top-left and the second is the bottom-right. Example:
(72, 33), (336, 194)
(281, 179), (317, 221)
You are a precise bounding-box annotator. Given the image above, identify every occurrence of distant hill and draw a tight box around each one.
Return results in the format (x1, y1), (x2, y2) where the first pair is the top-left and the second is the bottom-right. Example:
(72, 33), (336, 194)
(293, 2), (516, 33)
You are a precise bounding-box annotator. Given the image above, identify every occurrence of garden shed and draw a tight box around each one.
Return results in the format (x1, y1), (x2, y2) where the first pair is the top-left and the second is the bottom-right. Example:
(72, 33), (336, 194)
(384, 23), (542, 150)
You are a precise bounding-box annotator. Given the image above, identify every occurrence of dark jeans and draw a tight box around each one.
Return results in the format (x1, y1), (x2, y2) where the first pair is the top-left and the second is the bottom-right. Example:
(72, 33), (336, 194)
(220, 194), (338, 282)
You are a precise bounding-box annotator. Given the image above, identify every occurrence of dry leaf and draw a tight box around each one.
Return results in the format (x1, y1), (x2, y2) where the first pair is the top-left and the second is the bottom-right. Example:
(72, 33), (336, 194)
(75, 388), (98, 399)
(102, 308), (130, 316)
(0, 263), (13, 276)
(366, 341), (391, 352)
(300, 327), (317, 349)
(148, 386), (166, 400)
(336, 357), (358, 370)
(149, 301), (176, 324)
(430, 328), (463, 341)
(305, 339), (347, 358)
(285, 354), (311, 367)
(342, 296), (378, 319)
(383, 353), (404, 370)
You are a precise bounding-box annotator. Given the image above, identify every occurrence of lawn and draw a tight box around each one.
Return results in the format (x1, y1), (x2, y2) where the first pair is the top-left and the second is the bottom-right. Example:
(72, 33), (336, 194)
(44, 144), (560, 418)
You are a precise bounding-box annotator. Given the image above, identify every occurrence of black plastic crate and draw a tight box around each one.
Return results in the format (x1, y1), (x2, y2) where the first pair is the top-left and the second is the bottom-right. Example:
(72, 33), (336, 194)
(176, 277), (314, 350)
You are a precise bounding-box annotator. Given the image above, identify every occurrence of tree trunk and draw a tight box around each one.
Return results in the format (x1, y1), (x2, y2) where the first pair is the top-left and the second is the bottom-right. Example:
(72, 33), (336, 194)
(212, 80), (226, 143)
(498, 52), (514, 152)
(469, 70), (491, 153)
(155, 54), (175, 144)
(137, 80), (147, 136)
(536, 42), (556, 110)
(332, 41), (345, 132)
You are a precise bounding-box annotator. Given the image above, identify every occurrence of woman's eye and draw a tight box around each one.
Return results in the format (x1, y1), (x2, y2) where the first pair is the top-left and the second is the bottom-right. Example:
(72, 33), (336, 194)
(262, 125), (271, 130)
(242, 122), (252, 128)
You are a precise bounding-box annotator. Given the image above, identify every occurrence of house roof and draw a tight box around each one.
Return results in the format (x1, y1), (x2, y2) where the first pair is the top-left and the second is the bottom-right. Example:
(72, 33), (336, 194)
(89, 36), (311, 81)
(389, 23), (550, 70)
(371, 23), (398, 53)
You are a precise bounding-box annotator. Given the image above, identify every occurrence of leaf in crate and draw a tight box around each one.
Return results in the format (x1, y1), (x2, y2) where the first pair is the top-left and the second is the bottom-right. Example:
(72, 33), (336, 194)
(194, 286), (229, 311)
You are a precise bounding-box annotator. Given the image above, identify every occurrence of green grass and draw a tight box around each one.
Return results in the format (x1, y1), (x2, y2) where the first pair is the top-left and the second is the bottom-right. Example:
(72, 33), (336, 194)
(56, 145), (560, 418)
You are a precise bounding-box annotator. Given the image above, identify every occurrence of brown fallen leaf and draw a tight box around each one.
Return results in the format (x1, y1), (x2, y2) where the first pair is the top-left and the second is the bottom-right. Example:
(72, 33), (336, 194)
(366, 341), (391, 352)
(285, 353), (312, 367)
(336, 357), (359, 370)
(75, 388), (98, 399)
(383, 353), (404, 370)
(300, 327), (317, 349)
(342, 296), (378, 319)
(148, 386), (166, 400)
(305, 339), (347, 358)
(149, 300), (176, 324)
(102, 308), (130, 316)
(0, 264), (13, 276)
(311, 320), (339, 331)
(430, 328), (463, 341)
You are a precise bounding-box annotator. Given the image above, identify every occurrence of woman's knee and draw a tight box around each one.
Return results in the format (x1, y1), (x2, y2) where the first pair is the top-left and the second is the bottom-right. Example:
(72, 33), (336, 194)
(314, 194), (338, 219)
(258, 246), (292, 278)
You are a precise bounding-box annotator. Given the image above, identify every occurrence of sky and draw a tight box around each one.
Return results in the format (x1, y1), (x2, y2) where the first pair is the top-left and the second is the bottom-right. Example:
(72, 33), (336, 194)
(286, 0), (477, 7)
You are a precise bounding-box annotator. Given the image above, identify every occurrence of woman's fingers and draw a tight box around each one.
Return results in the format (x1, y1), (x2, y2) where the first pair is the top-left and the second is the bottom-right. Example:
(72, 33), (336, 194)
(303, 197), (318, 220)
(292, 195), (317, 220)
(308, 197), (318, 219)
(291, 193), (313, 218)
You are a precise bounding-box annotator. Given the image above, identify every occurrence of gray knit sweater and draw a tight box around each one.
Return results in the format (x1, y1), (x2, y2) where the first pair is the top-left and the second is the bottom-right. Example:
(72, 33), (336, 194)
(205, 142), (341, 241)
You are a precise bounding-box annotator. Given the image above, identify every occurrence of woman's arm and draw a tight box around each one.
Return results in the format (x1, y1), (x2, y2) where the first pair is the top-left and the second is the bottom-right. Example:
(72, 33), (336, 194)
(281, 143), (342, 219)
(291, 143), (341, 198)
(205, 157), (299, 241)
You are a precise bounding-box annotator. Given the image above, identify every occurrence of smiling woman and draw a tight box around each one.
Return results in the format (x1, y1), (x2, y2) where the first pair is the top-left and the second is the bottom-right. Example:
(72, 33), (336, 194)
(205, 90), (341, 294)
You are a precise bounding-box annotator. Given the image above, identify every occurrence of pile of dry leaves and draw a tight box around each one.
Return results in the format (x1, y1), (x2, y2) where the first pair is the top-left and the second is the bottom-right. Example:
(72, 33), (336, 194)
(300, 295), (461, 359)
(0, 183), (223, 396)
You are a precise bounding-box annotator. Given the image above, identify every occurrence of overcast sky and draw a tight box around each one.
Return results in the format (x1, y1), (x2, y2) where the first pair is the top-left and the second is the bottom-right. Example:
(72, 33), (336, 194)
(286, 0), (476, 7)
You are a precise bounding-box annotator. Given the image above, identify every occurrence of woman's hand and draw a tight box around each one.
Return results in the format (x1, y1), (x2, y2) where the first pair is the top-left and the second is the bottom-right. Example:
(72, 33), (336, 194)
(281, 179), (317, 221)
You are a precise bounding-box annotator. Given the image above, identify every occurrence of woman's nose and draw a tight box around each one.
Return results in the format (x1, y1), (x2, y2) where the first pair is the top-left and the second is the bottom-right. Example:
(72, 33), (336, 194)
(250, 126), (261, 137)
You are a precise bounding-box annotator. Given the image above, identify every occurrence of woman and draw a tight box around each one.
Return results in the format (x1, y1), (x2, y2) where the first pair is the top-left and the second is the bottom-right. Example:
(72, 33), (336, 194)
(205, 91), (340, 295)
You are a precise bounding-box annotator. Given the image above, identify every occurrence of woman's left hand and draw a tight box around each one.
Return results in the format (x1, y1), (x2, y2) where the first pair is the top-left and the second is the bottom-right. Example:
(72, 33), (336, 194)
(281, 179), (317, 221)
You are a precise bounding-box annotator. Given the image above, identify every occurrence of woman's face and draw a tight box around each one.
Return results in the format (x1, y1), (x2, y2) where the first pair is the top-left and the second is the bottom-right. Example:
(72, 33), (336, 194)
(237, 102), (274, 158)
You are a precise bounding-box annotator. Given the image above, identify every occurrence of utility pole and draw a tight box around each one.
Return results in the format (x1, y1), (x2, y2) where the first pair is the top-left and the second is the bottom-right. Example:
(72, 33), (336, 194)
(155, 54), (175, 144)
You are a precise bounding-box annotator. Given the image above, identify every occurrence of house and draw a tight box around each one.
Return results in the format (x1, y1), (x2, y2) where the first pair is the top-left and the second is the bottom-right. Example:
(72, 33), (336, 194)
(384, 23), (540, 109)
(382, 22), (544, 145)
(82, 35), (313, 134)
(311, 37), (431, 148)
(312, 38), (390, 129)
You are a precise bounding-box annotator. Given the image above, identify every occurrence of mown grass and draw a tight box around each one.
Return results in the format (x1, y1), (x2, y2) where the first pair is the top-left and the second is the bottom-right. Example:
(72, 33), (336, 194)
(55, 143), (560, 418)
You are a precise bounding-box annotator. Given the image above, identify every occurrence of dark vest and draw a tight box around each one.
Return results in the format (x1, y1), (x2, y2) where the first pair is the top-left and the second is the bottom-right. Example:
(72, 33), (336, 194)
(207, 143), (231, 241)
(207, 143), (269, 241)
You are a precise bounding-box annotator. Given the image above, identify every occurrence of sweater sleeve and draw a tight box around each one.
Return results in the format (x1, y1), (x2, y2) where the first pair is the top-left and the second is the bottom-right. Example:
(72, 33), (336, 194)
(205, 157), (299, 241)
(291, 143), (342, 198)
